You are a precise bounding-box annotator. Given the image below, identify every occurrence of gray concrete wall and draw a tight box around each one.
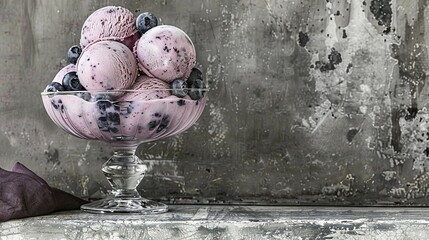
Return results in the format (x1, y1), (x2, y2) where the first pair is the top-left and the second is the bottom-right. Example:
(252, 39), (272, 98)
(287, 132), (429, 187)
(1, 0), (428, 205)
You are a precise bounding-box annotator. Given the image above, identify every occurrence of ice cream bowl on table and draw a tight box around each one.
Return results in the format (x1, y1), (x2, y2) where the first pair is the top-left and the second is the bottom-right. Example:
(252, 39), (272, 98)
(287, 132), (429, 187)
(41, 88), (207, 214)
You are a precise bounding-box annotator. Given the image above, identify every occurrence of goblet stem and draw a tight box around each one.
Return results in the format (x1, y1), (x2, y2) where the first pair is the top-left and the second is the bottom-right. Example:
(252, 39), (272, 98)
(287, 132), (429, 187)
(80, 146), (168, 214)
(102, 148), (145, 199)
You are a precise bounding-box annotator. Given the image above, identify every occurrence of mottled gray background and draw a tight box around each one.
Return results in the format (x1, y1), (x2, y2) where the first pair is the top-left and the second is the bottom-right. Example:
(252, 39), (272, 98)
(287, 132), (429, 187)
(1, 0), (428, 206)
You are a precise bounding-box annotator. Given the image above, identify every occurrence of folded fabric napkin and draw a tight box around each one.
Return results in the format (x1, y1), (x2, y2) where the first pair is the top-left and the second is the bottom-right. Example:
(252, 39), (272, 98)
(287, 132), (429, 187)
(0, 162), (87, 222)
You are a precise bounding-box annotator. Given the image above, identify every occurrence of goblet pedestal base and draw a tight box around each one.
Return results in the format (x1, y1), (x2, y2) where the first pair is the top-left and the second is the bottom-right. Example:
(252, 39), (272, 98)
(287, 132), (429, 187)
(80, 147), (168, 214)
(81, 197), (168, 214)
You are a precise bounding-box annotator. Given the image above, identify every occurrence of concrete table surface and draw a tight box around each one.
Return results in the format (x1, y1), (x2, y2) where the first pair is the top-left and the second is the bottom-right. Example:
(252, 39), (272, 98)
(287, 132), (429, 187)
(1, 205), (429, 239)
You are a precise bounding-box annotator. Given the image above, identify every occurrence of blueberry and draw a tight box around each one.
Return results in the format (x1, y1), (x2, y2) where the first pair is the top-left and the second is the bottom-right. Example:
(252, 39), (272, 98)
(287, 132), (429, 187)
(156, 116), (170, 133)
(136, 12), (158, 34)
(97, 116), (109, 131)
(126, 106), (133, 114)
(120, 104), (133, 116)
(97, 100), (112, 111)
(67, 45), (82, 64)
(62, 72), (85, 91)
(109, 127), (119, 133)
(177, 99), (186, 106)
(51, 100), (60, 109)
(188, 68), (203, 82)
(187, 68), (206, 100)
(171, 79), (187, 98)
(107, 112), (120, 125)
(45, 82), (64, 92)
(188, 79), (205, 100)
(51, 99), (65, 112)
(75, 92), (91, 101)
(148, 120), (160, 130)
(95, 94), (113, 101)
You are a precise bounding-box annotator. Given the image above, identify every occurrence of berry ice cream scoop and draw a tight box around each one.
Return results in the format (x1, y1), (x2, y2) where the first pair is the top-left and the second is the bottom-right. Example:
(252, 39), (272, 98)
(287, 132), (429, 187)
(120, 76), (171, 101)
(80, 6), (140, 50)
(135, 25), (196, 83)
(77, 40), (137, 92)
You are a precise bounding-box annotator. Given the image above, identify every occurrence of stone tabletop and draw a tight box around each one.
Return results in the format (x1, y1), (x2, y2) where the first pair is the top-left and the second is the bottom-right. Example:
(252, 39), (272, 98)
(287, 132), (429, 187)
(1, 205), (429, 239)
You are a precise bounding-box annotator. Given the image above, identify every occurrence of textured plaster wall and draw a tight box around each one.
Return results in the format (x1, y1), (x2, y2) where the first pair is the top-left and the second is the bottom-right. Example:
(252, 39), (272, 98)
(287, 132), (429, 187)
(1, 0), (429, 205)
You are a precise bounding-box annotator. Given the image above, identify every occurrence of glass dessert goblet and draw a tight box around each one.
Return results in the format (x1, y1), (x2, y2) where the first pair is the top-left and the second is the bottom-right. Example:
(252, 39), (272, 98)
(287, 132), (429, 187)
(41, 89), (207, 214)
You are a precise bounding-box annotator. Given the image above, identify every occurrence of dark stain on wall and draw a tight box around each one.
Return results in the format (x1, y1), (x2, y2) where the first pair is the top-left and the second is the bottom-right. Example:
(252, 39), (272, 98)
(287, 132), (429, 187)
(45, 148), (60, 164)
(346, 63), (353, 73)
(370, 0), (393, 34)
(298, 32), (309, 47)
(346, 128), (360, 143)
(405, 107), (419, 121)
(390, 109), (403, 152)
(314, 48), (342, 72)
(342, 29), (347, 38)
(424, 147), (429, 157)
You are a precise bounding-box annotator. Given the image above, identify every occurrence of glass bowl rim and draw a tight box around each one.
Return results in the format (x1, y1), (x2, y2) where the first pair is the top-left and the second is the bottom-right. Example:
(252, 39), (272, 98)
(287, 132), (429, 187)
(41, 88), (210, 96)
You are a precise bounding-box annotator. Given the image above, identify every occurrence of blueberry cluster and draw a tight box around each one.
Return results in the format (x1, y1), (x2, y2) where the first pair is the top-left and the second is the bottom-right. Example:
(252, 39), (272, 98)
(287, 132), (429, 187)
(96, 98), (121, 133)
(44, 45), (85, 94)
(170, 68), (206, 100)
(45, 72), (85, 93)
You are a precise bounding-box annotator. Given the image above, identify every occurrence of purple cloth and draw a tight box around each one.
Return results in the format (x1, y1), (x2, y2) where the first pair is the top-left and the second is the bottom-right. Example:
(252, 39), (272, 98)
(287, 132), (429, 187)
(0, 162), (87, 222)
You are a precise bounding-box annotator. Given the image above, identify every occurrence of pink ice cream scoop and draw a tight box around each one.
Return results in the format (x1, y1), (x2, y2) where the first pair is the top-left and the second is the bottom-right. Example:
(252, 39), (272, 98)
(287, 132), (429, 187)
(52, 64), (76, 84)
(80, 6), (140, 50)
(119, 75), (171, 101)
(77, 40), (137, 92)
(135, 25), (196, 83)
